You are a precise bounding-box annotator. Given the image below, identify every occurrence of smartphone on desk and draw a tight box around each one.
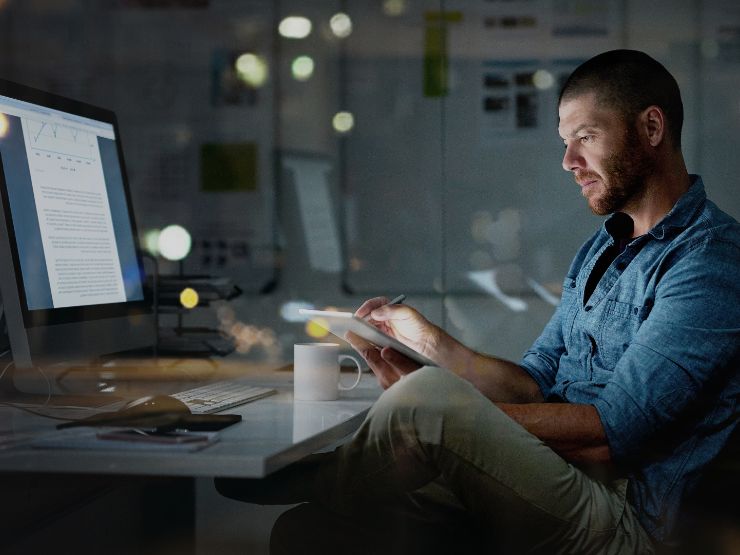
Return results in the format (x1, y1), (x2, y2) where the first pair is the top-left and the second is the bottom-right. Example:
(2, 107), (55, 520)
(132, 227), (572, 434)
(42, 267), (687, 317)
(97, 430), (210, 444)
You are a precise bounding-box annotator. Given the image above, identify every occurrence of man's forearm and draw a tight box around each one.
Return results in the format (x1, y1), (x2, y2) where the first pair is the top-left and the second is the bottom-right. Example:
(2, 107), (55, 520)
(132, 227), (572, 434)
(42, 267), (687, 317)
(432, 333), (544, 403)
(427, 329), (611, 465)
(498, 402), (612, 464)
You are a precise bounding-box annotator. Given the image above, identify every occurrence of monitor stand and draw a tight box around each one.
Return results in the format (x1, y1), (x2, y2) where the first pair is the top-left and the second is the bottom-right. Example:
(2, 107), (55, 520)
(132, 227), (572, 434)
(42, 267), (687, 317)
(0, 300), (122, 407)
(0, 300), (9, 360)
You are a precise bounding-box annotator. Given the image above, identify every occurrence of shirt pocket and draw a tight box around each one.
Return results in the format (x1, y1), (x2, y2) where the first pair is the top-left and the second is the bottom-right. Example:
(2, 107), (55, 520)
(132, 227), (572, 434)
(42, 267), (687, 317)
(597, 299), (652, 369)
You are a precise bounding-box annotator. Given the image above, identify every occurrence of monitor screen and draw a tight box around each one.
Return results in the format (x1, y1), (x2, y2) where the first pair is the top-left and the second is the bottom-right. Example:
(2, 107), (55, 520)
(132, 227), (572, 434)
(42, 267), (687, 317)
(0, 80), (153, 369)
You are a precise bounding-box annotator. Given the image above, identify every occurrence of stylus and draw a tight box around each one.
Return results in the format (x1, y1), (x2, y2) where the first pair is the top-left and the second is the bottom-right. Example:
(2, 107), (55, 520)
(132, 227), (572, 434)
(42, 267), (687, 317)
(386, 294), (406, 306)
(361, 294), (406, 321)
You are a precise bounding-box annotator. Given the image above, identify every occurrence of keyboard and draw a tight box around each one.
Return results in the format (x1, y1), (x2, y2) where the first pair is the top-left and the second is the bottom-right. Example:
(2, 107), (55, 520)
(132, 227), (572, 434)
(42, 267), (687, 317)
(171, 381), (277, 414)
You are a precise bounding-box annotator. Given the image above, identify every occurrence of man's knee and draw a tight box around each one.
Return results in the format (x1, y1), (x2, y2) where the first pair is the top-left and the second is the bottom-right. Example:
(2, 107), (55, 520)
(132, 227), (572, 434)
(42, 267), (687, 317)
(372, 366), (478, 419)
(364, 366), (483, 447)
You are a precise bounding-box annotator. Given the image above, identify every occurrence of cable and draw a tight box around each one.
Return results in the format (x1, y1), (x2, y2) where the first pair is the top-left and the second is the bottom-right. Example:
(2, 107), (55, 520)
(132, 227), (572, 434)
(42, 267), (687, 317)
(0, 402), (77, 421)
(0, 362), (52, 406)
(0, 359), (13, 381)
(36, 364), (52, 407)
(0, 360), (79, 420)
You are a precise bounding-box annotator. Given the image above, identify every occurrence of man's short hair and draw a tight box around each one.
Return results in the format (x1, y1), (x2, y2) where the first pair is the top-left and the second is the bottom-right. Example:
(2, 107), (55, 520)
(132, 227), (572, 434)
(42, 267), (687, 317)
(559, 49), (684, 148)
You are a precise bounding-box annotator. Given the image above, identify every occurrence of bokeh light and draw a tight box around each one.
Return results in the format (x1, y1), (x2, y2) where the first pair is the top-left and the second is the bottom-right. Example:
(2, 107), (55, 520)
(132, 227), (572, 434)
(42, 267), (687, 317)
(330, 12), (353, 38)
(214, 303), (279, 357)
(382, 0), (407, 16)
(158, 224), (192, 261)
(306, 318), (330, 339)
(532, 69), (555, 90)
(228, 321), (278, 354)
(280, 300), (316, 322)
(279, 16), (312, 39)
(235, 53), (269, 87)
(332, 111), (355, 133)
(291, 55), (315, 81)
(142, 228), (161, 256)
(180, 287), (199, 309)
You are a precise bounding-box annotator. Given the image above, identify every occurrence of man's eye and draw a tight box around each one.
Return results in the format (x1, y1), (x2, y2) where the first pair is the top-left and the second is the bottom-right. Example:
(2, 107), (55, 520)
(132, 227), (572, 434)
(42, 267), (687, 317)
(579, 135), (593, 144)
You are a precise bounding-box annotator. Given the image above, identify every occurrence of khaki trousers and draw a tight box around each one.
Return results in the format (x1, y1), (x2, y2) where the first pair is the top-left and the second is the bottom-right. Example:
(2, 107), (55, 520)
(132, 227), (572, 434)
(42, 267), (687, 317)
(311, 366), (655, 554)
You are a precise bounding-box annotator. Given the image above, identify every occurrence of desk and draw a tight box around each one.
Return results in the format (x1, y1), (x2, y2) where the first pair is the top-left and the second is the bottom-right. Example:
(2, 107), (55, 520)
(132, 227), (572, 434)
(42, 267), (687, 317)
(0, 365), (381, 478)
(0, 364), (381, 554)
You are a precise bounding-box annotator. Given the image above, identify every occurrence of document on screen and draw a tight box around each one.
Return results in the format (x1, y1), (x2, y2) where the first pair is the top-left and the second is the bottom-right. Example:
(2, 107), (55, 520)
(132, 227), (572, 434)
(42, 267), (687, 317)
(21, 116), (126, 308)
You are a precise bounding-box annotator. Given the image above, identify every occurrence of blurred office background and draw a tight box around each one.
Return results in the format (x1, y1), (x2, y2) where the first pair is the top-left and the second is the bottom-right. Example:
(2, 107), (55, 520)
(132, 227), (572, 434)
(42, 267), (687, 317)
(1, 0), (739, 552)
(2, 0), (739, 363)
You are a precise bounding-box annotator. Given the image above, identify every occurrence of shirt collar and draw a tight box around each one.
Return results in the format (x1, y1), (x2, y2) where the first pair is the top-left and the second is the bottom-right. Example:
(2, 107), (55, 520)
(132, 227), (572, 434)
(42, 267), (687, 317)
(604, 211), (634, 243)
(603, 174), (706, 241)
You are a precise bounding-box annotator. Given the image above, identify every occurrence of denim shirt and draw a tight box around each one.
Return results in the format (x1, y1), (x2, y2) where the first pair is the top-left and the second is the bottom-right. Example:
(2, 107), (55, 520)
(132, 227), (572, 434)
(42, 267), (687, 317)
(520, 176), (740, 544)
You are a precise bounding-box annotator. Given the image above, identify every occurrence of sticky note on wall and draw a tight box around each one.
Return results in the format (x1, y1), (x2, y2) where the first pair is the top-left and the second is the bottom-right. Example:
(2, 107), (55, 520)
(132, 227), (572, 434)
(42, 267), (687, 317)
(423, 11), (462, 97)
(201, 142), (257, 192)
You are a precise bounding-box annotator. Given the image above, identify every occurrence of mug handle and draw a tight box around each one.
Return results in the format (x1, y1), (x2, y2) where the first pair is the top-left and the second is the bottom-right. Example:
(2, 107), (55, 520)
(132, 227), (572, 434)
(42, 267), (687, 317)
(337, 354), (363, 391)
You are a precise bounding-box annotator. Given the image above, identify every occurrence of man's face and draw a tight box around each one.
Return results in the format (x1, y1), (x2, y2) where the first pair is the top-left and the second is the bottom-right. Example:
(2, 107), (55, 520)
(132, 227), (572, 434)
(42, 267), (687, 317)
(558, 93), (654, 215)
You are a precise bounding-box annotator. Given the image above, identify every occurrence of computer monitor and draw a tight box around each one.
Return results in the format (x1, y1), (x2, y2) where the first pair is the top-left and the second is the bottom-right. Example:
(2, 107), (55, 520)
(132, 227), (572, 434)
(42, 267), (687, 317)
(0, 79), (153, 371)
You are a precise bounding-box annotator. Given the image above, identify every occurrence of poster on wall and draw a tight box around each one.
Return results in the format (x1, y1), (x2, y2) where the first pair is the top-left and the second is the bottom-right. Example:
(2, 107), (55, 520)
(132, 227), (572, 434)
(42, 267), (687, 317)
(479, 60), (543, 141)
(468, 0), (620, 145)
(450, 0), (621, 58)
(463, 0), (619, 52)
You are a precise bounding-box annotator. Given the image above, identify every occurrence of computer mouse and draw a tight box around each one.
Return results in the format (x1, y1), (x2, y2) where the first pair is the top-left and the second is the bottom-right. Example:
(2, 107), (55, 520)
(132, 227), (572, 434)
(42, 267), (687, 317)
(56, 394), (191, 430)
(119, 395), (191, 417)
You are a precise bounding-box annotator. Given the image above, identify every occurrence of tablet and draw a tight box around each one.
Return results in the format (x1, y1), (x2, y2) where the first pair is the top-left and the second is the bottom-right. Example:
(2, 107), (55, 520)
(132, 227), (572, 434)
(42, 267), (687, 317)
(299, 309), (438, 367)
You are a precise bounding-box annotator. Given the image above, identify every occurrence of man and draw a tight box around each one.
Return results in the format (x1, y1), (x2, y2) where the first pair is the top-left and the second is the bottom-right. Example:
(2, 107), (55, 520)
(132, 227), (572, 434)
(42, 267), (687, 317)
(219, 50), (740, 554)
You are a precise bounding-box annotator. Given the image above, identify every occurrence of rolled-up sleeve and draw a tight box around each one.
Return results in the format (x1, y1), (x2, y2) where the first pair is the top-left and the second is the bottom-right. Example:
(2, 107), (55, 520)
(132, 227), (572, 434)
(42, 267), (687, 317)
(519, 278), (575, 398)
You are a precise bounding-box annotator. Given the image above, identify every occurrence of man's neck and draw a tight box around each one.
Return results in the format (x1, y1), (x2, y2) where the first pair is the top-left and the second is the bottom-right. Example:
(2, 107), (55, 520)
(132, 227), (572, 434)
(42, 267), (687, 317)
(624, 155), (691, 237)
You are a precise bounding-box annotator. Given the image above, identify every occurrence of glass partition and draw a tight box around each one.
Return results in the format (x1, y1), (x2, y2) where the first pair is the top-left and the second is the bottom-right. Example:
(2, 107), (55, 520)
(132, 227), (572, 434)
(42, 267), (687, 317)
(1, 0), (738, 365)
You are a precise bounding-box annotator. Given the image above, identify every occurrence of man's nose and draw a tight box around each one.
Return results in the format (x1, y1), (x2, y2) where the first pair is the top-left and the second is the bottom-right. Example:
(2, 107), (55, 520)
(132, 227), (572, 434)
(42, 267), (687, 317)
(562, 142), (583, 172)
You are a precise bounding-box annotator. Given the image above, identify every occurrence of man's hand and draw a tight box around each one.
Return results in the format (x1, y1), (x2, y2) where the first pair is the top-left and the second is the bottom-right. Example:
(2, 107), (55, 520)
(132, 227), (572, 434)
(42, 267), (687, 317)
(347, 297), (442, 389)
(345, 331), (418, 389)
(348, 297), (543, 403)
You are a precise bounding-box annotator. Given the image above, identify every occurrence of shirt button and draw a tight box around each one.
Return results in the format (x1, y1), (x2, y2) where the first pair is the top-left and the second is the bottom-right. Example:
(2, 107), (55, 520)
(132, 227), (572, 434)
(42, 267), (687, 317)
(633, 307), (639, 315)
(585, 306), (592, 312)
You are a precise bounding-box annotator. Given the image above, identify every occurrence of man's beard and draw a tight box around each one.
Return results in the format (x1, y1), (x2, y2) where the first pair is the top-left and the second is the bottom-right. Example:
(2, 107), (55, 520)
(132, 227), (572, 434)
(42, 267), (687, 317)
(577, 130), (655, 216)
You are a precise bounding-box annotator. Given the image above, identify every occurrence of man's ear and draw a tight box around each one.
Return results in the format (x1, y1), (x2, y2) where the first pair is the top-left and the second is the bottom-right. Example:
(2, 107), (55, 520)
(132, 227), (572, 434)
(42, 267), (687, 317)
(641, 105), (666, 147)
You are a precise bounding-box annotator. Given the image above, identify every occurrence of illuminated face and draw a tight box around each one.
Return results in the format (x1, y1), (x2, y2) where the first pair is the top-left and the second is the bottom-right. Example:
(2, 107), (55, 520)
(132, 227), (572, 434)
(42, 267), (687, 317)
(558, 93), (654, 215)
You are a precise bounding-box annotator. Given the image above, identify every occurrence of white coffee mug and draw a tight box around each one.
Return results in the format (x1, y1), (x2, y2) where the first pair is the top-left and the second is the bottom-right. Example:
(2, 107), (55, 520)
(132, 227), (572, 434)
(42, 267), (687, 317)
(293, 343), (363, 401)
